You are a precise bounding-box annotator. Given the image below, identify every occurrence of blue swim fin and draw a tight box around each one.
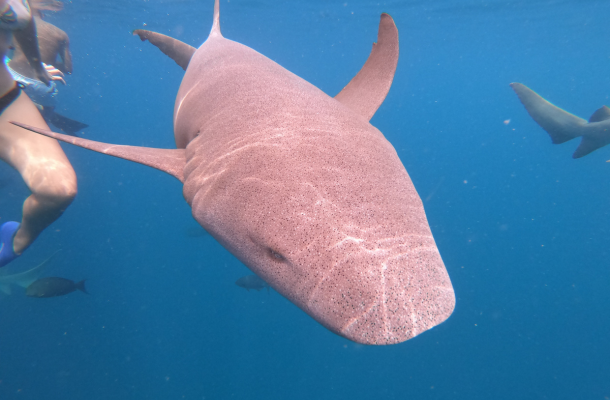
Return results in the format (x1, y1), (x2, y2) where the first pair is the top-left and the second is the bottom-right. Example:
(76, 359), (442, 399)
(0, 221), (20, 268)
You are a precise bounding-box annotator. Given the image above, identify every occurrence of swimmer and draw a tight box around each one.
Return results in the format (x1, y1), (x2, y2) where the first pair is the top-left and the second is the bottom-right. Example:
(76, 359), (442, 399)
(8, 0), (87, 135)
(0, 0), (77, 267)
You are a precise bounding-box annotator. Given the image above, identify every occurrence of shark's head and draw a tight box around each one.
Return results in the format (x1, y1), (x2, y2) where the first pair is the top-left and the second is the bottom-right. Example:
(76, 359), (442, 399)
(186, 118), (455, 345)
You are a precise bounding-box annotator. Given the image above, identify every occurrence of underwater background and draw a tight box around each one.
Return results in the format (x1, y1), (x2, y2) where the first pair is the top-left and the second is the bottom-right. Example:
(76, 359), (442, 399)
(1, 0), (609, 398)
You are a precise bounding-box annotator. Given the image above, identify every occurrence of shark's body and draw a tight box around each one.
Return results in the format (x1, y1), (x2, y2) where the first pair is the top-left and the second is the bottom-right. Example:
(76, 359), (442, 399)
(511, 82), (610, 158)
(15, 1), (455, 344)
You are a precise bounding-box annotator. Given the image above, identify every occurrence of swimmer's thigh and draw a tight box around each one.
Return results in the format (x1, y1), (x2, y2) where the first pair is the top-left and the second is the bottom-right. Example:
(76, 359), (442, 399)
(0, 92), (77, 197)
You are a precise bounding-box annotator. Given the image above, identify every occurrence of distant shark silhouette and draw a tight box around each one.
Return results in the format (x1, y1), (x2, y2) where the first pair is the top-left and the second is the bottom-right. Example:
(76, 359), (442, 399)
(13, 0), (455, 344)
(511, 82), (610, 158)
(0, 251), (59, 295)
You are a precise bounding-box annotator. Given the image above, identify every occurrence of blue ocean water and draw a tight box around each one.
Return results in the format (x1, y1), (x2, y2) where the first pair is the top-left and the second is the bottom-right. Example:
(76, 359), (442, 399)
(1, 0), (609, 398)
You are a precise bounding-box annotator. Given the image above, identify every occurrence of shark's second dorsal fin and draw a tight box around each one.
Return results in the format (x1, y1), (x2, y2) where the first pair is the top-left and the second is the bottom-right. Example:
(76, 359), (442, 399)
(133, 30), (196, 71)
(588, 105), (610, 123)
(11, 123), (187, 183)
(334, 13), (399, 121)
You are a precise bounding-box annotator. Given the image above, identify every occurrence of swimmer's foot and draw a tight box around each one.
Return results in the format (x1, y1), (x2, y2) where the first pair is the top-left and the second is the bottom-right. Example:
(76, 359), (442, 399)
(0, 221), (20, 268)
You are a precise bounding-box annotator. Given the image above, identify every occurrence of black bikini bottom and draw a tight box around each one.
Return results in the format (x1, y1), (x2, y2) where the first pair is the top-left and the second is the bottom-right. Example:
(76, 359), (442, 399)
(0, 83), (23, 116)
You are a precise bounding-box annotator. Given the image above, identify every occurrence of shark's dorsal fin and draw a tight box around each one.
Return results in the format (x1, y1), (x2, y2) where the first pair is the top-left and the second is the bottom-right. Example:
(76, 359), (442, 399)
(11, 123), (186, 182)
(133, 30), (196, 71)
(210, 0), (222, 38)
(588, 105), (610, 123)
(334, 13), (399, 121)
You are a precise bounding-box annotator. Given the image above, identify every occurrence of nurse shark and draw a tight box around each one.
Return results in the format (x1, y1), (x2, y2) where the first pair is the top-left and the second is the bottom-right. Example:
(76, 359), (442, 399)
(14, 0), (455, 344)
(511, 82), (610, 158)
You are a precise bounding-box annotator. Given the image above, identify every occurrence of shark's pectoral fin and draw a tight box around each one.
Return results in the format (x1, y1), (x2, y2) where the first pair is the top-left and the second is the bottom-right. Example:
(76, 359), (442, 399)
(334, 13), (399, 121)
(133, 30), (196, 71)
(510, 82), (586, 144)
(11, 123), (186, 182)
(588, 105), (610, 123)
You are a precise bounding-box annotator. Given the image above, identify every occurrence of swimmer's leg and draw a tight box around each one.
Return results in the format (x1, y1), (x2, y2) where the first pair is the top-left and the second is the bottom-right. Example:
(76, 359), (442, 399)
(0, 92), (77, 257)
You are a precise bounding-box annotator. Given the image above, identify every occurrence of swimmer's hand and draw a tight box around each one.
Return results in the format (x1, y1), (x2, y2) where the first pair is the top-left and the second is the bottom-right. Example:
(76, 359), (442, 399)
(33, 63), (52, 86)
(43, 64), (66, 85)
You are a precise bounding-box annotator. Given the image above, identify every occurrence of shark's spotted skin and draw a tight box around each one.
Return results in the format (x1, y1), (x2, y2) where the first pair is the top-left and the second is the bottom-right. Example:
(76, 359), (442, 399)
(13, 1), (455, 344)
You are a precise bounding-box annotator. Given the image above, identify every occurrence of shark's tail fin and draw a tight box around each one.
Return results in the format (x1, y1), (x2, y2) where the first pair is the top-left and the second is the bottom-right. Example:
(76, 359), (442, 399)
(510, 83), (586, 144)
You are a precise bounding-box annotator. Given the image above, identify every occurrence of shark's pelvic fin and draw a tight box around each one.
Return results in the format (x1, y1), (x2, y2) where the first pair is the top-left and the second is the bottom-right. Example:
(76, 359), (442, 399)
(510, 82), (586, 145)
(11, 123), (186, 182)
(588, 105), (610, 123)
(133, 30), (196, 71)
(334, 13), (399, 121)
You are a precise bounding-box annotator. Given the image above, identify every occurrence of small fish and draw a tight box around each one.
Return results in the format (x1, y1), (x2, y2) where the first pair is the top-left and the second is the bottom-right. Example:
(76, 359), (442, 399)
(26, 277), (87, 298)
(235, 274), (269, 293)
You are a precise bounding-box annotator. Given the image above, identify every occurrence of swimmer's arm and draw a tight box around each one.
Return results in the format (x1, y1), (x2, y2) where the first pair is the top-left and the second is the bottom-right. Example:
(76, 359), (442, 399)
(13, 18), (51, 85)
(1, 0), (31, 28)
